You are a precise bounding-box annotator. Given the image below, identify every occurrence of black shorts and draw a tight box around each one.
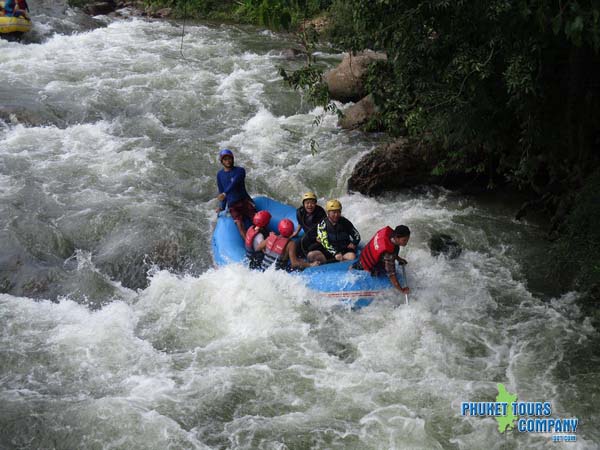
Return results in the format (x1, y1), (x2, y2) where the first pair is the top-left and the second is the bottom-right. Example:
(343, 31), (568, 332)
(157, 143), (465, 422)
(297, 234), (316, 258)
(307, 243), (336, 261)
(229, 198), (256, 222)
(308, 243), (355, 261)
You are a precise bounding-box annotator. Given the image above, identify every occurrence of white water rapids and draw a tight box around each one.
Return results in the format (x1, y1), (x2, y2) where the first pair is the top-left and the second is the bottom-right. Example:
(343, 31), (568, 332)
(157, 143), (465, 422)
(1, 8), (599, 450)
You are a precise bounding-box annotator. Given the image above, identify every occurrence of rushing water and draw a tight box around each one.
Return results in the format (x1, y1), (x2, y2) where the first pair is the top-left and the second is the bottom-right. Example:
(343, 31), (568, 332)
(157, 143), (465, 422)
(1, 6), (599, 450)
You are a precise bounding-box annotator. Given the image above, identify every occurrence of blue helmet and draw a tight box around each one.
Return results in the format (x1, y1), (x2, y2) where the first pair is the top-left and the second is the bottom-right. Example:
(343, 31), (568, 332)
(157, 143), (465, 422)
(219, 149), (234, 162)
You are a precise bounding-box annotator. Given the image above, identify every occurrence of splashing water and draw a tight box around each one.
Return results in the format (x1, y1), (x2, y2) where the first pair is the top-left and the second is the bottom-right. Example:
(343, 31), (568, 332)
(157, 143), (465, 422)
(1, 14), (599, 450)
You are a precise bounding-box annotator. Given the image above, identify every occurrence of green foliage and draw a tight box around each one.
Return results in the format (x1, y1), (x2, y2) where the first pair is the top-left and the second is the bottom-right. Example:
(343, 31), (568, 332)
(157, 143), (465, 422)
(280, 65), (326, 100)
(141, 0), (237, 20)
(67, 0), (98, 7)
(233, 0), (324, 29)
(312, 1), (600, 289)
(141, 0), (323, 25)
(235, 0), (289, 29)
(554, 169), (600, 290)
(326, 0), (600, 194)
(322, 0), (357, 45)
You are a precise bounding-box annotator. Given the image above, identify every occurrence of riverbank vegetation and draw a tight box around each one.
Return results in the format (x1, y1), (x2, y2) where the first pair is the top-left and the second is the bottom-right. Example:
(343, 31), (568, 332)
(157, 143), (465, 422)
(325, 1), (600, 296)
(323, 1), (600, 295)
(104, 0), (599, 294)
(138, 0), (330, 28)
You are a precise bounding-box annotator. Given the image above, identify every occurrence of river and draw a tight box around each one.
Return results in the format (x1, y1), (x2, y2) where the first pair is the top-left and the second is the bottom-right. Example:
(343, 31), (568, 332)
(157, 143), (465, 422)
(1, 4), (599, 450)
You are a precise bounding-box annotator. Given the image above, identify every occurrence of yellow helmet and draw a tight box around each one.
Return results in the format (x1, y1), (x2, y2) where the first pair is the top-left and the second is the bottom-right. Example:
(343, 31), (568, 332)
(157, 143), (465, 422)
(326, 199), (342, 211)
(302, 192), (317, 203)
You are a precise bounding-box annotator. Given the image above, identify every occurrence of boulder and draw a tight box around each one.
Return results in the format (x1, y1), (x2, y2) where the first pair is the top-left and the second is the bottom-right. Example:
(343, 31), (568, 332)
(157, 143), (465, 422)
(84, 0), (117, 15)
(323, 51), (387, 103)
(0, 108), (47, 127)
(348, 137), (492, 195)
(348, 138), (437, 195)
(113, 0), (146, 16)
(153, 7), (172, 18)
(298, 15), (330, 35)
(428, 233), (462, 259)
(338, 94), (378, 130)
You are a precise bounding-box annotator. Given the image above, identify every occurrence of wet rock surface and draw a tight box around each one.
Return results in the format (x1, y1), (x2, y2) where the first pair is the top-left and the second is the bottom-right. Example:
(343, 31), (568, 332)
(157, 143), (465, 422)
(338, 94), (378, 130)
(323, 51), (386, 103)
(348, 138), (438, 195)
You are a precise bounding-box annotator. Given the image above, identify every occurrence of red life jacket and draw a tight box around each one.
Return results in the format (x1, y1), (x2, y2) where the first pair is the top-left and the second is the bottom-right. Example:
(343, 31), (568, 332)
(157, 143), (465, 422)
(245, 226), (265, 270)
(262, 234), (289, 270)
(244, 226), (260, 251)
(359, 226), (396, 272)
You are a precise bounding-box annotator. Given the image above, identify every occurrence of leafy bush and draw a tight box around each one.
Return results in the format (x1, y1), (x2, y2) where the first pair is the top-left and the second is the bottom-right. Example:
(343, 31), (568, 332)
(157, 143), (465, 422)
(325, 1), (600, 194)
(151, 0), (325, 28)
(555, 169), (600, 291)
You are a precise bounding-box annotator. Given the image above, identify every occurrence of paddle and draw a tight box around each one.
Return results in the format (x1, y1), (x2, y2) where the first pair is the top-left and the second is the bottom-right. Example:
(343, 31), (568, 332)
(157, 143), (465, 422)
(401, 264), (409, 305)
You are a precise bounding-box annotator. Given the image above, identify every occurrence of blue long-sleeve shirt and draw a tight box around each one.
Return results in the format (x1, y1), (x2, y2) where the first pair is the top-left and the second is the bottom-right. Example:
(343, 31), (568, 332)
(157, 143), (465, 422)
(4, 0), (16, 15)
(4, 0), (28, 15)
(217, 166), (251, 210)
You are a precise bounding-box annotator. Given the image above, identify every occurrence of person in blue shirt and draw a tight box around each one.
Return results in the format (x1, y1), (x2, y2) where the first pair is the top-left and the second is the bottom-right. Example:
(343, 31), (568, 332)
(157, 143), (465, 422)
(3, 0), (29, 17)
(215, 149), (256, 239)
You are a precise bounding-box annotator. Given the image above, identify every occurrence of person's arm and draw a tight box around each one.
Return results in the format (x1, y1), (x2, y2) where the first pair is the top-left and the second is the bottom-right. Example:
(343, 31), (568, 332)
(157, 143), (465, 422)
(342, 218), (360, 250)
(256, 231), (275, 252)
(290, 224), (301, 238)
(383, 252), (408, 293)
(350, 221), (361, 247)
(296, 208), (303, 228)
(395, 255), (408, 265)
(393, 246), (407, 265)
(256, 234), (271, 252)
(317, 221), (337, 256)
(252, 232), (265, 250)
(216, 173), (226, 211)
(291, 209), (303, 238)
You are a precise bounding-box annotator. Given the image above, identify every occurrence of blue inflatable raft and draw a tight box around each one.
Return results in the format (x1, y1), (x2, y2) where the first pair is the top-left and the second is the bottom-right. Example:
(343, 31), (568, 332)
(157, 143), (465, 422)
(212, 196), (405, 308)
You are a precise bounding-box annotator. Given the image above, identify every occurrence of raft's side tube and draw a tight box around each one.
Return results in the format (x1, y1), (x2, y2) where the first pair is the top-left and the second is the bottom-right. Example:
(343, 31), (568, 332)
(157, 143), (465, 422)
(211, 196), (405, 309)
(212, 196), (300, 267)
(0, 17), (32, 34)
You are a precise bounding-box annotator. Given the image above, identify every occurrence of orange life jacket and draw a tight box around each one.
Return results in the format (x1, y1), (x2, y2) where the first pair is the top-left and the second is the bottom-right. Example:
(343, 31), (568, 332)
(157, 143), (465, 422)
(261, 234), (289, 270)
(244, 226), (265, 269)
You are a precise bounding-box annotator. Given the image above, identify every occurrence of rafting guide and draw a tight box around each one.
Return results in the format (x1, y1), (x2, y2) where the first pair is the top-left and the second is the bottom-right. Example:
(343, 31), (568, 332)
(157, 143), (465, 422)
(460, 383), (580, 442)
